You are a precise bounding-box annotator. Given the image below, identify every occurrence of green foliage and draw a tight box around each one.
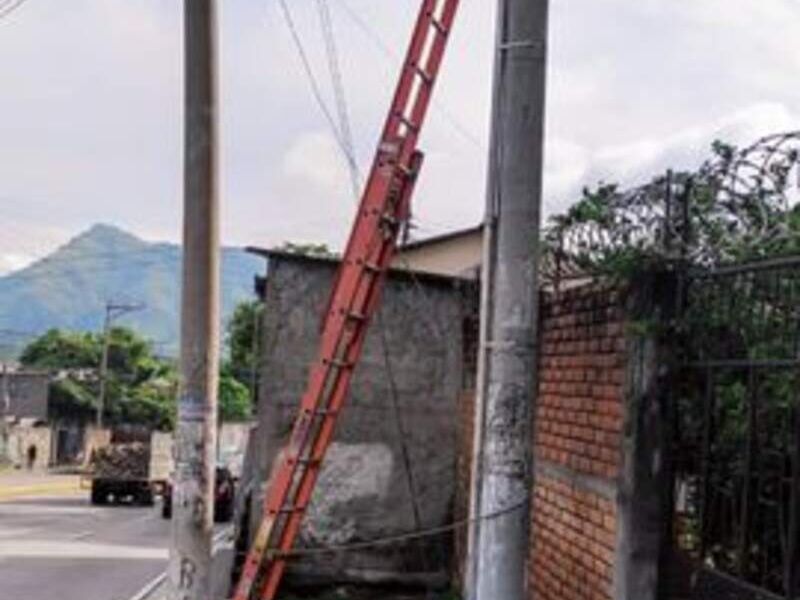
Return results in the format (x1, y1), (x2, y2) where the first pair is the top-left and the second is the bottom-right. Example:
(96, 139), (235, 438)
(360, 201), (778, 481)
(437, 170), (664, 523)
(20, 320), (255, 427)
(20, 329), (99, 369)
(20, 326), (177, 429)
(545, 135), (800, 281)
(226, 300), (263, 390)
(218, 370), (252, 422)
(276, 241), (337, 258)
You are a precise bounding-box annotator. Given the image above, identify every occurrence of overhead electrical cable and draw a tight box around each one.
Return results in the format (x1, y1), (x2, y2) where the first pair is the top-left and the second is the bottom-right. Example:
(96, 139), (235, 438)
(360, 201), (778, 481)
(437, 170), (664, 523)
(314, 0), (361, 201)
(0, 0), (30, 21)
(276, 0), (356, 168)
(331, 0), (484, 149)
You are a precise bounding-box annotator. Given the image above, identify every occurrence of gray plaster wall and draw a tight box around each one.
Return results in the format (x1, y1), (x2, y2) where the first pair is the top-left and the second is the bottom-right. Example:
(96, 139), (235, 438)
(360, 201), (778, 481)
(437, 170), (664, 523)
(1, 372), (49, 421)
(246, 254), (473, 585)
(614, 275), (674, 600)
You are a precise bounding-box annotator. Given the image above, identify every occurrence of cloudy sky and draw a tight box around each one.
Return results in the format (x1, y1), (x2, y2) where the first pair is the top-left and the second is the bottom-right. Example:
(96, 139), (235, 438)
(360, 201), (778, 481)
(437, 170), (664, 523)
(1, 0), (799, 274)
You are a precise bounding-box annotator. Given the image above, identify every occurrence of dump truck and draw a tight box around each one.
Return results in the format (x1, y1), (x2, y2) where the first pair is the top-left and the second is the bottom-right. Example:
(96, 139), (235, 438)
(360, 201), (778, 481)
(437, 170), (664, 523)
(89, 432), (173, 506)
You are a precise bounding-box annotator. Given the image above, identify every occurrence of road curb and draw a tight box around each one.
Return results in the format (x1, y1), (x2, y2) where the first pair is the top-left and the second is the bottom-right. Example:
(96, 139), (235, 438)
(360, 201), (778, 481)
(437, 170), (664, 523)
(0, 481), (83, 501)
(126, 528), (232, 600)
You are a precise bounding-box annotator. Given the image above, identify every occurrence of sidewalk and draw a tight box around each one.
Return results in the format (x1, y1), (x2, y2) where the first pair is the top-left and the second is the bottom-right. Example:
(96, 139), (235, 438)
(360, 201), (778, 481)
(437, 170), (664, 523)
(0, 470), (84, 501)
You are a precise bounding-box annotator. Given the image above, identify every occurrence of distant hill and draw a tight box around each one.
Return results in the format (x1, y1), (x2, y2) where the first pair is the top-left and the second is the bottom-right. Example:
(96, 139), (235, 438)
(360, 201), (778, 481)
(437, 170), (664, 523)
(0, 224), (263, 358)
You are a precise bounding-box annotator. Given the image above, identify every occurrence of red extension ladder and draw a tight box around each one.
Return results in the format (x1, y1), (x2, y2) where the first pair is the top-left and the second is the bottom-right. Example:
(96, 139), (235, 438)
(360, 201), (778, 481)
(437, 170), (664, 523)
(232, 1), (460, 598)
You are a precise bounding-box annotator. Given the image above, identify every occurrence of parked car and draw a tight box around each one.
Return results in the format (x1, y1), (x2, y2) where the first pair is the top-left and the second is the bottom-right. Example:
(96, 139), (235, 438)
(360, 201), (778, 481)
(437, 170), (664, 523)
(161, 465), (236, 522)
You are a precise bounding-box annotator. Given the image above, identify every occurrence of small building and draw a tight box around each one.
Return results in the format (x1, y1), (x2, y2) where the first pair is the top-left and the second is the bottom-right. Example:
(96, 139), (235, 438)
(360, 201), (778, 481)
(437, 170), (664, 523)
(5, 419), (52, 470)
(242, 246), (479, 587)
(0, 369), (49, 421)
(393, 225), (483, 278)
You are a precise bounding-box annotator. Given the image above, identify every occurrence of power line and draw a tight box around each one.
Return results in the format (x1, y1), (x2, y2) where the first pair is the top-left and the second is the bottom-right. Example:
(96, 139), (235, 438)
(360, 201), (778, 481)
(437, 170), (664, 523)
(278, 497), (528, 557)
(0, 0), (29, 22)
(276, 0), (355, 166)
(330, 0), (485, 149)
(315, 0), (361, 201)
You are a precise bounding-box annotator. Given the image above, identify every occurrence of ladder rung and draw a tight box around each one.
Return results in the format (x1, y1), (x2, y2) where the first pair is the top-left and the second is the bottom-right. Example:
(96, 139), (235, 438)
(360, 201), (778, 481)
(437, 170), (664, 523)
(295, 457), (322, 467)
(380, 214), (402, 229)
(395, 163), (416, 179)
(360, 261), (383, 274)
(273, 504), (307, 515)
(323, 357), (354, 369)
(430, 18), (448, 36)
(343, 310), (367, 322)
(395, 112), (420, 132)
(309, 408), (339, 417)
(409, 63), (433, 85)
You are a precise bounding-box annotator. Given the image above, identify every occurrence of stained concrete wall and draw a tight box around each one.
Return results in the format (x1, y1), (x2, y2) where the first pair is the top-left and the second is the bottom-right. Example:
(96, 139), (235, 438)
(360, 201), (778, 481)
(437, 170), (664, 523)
(7, 424), (52, 469)
(246, 252), (474, 585)
(1, 371), (49, 420)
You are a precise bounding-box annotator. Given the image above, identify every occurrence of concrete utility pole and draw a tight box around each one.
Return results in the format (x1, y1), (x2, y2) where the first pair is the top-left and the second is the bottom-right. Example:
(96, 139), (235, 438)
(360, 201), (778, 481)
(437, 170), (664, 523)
(97, 301), (144, 428)
(468, 1), (549, 599)
(169, 2), (220, 600)
(1, 363), (9, 460)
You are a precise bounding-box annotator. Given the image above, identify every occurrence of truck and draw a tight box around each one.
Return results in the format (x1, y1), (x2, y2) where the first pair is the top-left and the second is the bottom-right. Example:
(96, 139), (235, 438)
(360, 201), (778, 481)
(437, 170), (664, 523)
(89, 431), (173, 506)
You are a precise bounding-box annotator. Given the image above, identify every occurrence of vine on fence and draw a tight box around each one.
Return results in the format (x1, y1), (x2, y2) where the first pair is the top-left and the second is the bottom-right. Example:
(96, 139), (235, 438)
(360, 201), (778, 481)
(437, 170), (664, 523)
(542, 131), (800, 284)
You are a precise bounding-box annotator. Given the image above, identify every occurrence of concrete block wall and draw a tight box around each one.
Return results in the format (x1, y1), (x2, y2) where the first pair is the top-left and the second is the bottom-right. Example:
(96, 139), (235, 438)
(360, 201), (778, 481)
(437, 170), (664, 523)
(247, 252), (476, 586)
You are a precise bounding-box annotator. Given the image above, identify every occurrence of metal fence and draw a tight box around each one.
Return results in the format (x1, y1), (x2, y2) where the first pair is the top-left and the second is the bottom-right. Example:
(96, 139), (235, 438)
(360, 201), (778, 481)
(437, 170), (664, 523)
(672, 258), (800, 599)
(539, 131), (800, 598)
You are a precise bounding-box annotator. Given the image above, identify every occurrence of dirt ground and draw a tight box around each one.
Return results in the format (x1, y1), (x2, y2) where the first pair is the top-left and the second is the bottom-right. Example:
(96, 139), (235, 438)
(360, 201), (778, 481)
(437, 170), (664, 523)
(283, 588), (460, 600)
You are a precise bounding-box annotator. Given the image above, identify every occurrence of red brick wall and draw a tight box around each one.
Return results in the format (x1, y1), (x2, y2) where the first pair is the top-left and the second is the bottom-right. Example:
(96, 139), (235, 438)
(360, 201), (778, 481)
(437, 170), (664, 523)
(453, 388), (475, 589)
(530, 477), (617, 600)
(536, 287), (626, 479)
(453, 284), (630, 598)
(528, 285), (627, 600)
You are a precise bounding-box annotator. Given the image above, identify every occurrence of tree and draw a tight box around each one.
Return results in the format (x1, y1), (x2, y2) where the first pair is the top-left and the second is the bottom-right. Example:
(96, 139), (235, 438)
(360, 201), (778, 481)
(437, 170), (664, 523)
(20, 327), (177, 429)
(226, 300), (263, 391)
(218, 370), (251, 422)
(20, 329), (99, 370)
(21, 326), (253, 427)
(275, 241), (336, 258)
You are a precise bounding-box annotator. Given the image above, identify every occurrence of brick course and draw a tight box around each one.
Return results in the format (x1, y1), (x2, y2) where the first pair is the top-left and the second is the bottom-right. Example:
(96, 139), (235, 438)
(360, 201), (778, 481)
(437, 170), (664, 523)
(529, 284), (627, 600)
(453, 283), (630, 600)
(535, 286), (627, 481)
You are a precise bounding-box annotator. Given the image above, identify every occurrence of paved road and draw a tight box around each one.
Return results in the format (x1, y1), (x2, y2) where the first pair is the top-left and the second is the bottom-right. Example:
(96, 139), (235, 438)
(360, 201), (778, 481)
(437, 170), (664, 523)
(0, 494), (169, 600)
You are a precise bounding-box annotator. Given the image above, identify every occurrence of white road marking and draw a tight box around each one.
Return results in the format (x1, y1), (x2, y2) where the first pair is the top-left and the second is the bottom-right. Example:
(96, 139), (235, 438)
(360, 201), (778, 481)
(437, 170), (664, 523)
(0, 527), (40, 539)
(128, 571), (167, 600)
(0, 503), (101, 516)
(70, 530), (94, 541)
(0, 540), (168, 560)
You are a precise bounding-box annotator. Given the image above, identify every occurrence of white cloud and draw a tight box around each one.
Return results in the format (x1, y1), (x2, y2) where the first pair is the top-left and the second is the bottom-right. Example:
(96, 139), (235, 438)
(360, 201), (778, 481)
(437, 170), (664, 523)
(283, 131), (351, 193)
(0, 0), (798, 262)
(0, 254), (35, 276)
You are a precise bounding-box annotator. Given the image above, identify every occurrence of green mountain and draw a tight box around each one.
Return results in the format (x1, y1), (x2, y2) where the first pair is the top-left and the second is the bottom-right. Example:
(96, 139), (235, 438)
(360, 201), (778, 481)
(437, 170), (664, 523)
(0, 224), (263, 358)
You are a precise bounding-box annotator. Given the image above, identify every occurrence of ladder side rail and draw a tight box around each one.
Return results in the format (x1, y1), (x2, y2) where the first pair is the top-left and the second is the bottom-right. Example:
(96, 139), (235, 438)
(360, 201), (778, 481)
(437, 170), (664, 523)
(234, 0), (460, 596)
(396, 0), (459, 169)
(317, 0), (438, 325)
(258, 154), (425, 600)
(233, 166), (406, 600)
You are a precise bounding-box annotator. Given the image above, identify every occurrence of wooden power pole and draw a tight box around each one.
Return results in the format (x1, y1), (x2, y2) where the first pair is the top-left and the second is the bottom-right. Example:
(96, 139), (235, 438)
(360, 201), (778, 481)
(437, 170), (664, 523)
(468, 0), (550, 599)
(169, 2), (220, 600)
